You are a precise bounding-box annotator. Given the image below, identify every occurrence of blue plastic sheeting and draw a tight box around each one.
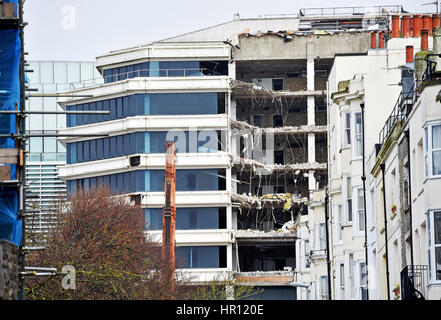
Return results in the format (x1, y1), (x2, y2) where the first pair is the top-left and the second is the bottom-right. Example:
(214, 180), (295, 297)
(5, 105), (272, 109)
(0, 188), (22, 247)
(0, 29), (21, 181)
(0, 26), (22, 247)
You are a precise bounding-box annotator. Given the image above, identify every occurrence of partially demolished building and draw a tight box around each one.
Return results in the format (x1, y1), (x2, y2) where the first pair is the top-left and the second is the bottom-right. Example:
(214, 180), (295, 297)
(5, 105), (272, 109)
(57, 6), (413, 299)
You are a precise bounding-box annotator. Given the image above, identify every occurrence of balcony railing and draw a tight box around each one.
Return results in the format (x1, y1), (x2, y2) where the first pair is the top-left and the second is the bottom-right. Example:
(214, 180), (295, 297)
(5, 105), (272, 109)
(68, 68), (225, 90)
(299, 5), (404, 17)
(26, 152), (66, 162)
(378, 83), (419, 148)
(378, 54), (441, 149)
(401, 265), (427, 300)
(421, 54), (441, 86)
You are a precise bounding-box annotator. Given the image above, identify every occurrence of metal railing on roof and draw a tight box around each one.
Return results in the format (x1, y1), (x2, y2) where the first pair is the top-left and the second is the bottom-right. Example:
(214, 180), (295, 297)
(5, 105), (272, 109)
(299, 5), (404, 17)
(378, 83), (419, 147)
(378, 55), (441, 149)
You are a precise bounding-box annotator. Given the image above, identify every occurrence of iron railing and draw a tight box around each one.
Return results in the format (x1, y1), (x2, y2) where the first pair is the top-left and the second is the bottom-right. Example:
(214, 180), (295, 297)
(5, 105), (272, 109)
(378, 54), (441, 148)
(378, 83), (419, 147)
(401, 265), (427, 300)
(421, 54), (440, 85)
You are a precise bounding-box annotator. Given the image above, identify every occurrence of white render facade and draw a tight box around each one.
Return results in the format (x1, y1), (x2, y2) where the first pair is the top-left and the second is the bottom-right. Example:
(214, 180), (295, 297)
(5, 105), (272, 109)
(371, 82), (441, 300)
(327, 36), (428, 300)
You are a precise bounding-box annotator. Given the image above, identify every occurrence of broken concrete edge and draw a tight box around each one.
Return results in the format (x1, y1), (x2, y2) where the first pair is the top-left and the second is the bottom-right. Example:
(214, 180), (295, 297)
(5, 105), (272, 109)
(233, 271), (295, 286)
(231, 155), (327, 171)
(231, 192), (308, 212)
(230, 79), (327, 97)
(230, 119), (327, 134)
(237, 27), (387, 40)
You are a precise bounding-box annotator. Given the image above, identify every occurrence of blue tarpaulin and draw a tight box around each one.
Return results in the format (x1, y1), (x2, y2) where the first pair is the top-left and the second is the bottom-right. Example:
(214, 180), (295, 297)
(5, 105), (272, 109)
(0, 188), (21, 246)
(0, 21), (22, 246)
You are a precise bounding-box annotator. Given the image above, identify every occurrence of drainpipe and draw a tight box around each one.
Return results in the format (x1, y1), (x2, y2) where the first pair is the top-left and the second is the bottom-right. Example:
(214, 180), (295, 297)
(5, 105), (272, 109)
(380, 163), (391, 300)
(360, 102), (369, 300)
(324, 191), (332, 300)
(404, 130), (415, 283)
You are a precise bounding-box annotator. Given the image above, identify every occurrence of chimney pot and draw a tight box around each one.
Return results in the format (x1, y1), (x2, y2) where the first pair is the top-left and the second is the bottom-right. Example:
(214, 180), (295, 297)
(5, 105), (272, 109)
(413, 15), (422, 38)
(402, 15), (412, 38)
(433, 13), (441, 32)
(391, 15), (400, 38)
(421, 29), (429, 51)
(370, 32), (377, 49)
(406, 46), (414, 63)
(379, 31), (385, 48)
(423, 15), (432, 36)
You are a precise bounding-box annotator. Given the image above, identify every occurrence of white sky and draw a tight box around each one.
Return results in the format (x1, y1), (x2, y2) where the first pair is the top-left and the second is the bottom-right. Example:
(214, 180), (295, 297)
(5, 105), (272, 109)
(24, 0), (437, 62)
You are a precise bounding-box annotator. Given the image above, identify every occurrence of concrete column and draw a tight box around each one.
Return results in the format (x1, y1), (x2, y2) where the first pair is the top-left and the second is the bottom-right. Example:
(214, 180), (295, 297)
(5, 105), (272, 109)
(229, 97), (236, 121)
(227, 202), (232, 229)
(228, 61), (236, 80)
(226, 167), (232, 193)
(231, 206), (237, 229)
(307, 57), (316, 191)
(227, 243), (233, 270)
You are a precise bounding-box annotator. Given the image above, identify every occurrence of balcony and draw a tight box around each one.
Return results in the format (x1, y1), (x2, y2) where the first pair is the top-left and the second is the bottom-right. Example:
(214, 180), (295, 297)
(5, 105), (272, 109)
(400, 265), (427, 300)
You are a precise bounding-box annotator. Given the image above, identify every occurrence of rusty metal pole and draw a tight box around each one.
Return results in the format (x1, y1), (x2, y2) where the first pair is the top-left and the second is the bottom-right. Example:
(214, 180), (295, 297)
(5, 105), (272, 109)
(162, 142), (176, 297)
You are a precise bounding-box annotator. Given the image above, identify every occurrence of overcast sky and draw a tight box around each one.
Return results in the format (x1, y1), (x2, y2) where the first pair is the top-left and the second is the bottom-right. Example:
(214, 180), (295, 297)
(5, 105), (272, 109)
(24, 0), (436, 62)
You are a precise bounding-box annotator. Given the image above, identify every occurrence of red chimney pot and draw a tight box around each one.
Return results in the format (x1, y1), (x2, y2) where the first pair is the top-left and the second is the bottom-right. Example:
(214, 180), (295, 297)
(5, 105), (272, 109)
(406, 46), (414, 63)
(421, 29), (429, 51)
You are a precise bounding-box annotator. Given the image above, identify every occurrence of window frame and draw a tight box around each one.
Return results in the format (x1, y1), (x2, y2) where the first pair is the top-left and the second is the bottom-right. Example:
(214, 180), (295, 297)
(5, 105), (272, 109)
(318, 222), (327, 251)
(351, 111), (363, 160)
(425, 122), (441, 179)
(357, 260), (368, 300)
(341, 111), (351, 148)
(320, 275), (329, 300)
(343, 175), (353, 224)
(427, 210), (441, 284)
(353, 186), (365, 236)
(348, 253), (355, 299)
(338, 262), (345, 299)
(303, 239), (311, 270)
(334, 204), (343, 244)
